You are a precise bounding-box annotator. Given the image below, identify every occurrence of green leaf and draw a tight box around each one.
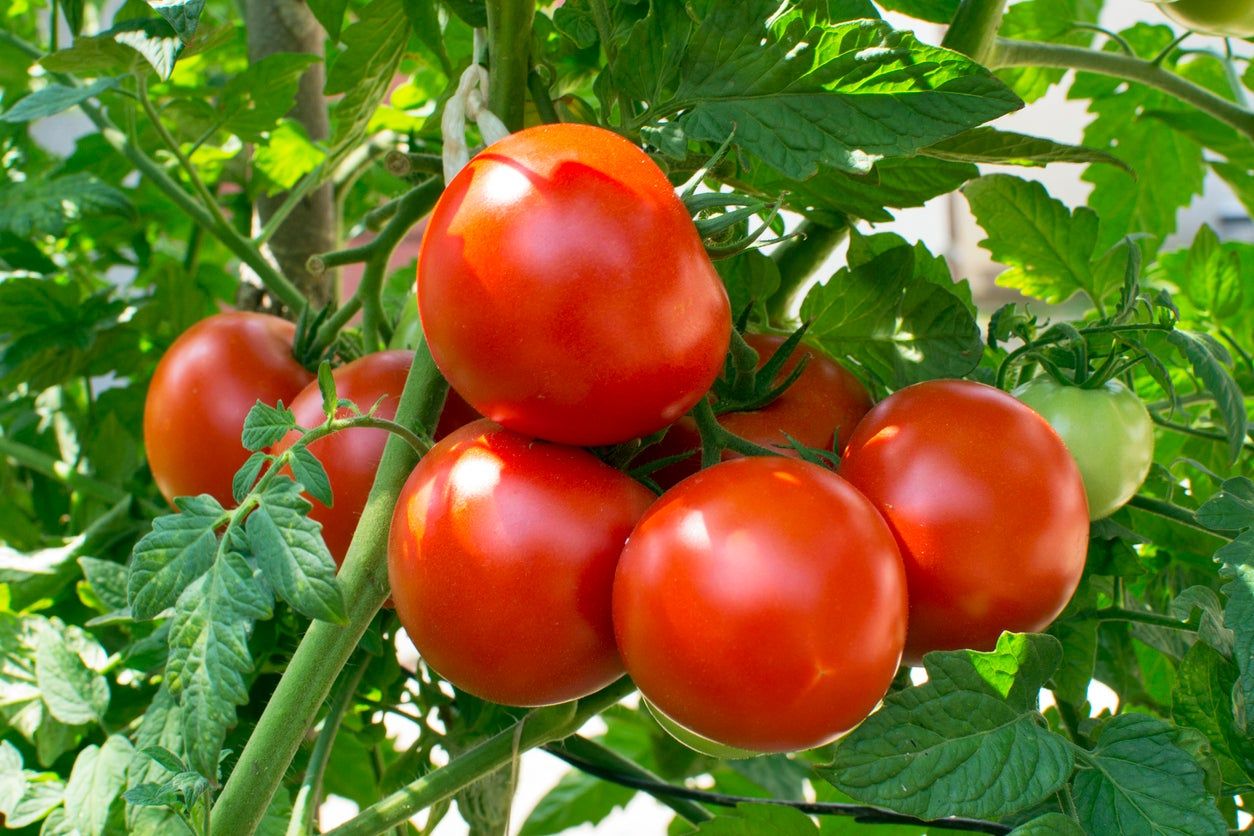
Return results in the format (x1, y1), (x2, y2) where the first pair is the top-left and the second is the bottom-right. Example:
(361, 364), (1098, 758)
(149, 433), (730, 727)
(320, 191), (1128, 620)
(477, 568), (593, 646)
(1172, 642), (1254, 789)
(307, 0), (350, 40)
(1009, 813), (1084, 835)
(1047, 619), (1097, 707)
(128, 495), (225, 620)
(34, 629), (108, 725)
(1164, 330), (1247, 464)
(1170, 586), (1233, 657)
(715, 251), (781, 324)
(63, 736), (132, 836)
(41, 36), (141, 76)
(1195, 478), (1254, 531)
(139, 746), (187, 775)
(1073, 713), (1227, 836)
(219, 53), (321, 142)
(232, 452), (269, 504)
(253, 120), (326, 195)
(873, 0), (958, 23)
(995, 0), (1100, 102)
(1182, 225), (1244, 320)
(519, 769), (635, 835)
(443, 0), (487, 27)
(693, 804), (818, 834)
(326, 0), (410, 154)
(76, 557), (129, 613)
(652, 10), (1020, 178)
(0, 77), (121, 123)
(0, 173), (132, 237)
(240, 401), (296, 452)
(4, 776), (64, 828)
(166, 550), (273, 777)
(963, 174), (1116, 308)
(821, 633), (1074, 820)
(923, 127), (1129, 171)
(148, 0), (205, 41)
(402, 0), (453, 75)
(800, 246), (982, 388)
(246, 478), (344, 622)
(287, 444), (333, 507)
(127, 685), (185, 791)
(122, 782), (180, 808)
(108, 18), (186, 80)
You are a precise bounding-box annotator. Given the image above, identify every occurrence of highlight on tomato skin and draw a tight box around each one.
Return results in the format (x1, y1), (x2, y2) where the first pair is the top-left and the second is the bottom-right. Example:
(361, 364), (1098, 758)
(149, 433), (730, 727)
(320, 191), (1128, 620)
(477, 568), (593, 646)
(840, 379), (1090, 665)
(388, 419), (655, 708)
(417, 122), (732, 447)
(612, 455), (908, 753)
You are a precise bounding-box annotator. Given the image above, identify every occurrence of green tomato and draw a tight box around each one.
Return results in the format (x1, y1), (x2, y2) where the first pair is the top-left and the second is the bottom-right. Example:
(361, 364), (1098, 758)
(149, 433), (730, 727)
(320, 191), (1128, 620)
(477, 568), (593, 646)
(1150, 0), (1254, 37)
(1013, 376), (1154, 520)
(643, 699), (761, 760)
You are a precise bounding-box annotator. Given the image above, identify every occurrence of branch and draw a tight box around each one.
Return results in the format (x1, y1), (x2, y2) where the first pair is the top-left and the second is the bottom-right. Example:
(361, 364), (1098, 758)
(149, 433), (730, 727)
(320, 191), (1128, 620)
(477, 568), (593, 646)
(486, 0), (535, 131)
(324, 679), (637, 836)
(209, 341), (449, 836)
(941, 0), (1008, 64)
(1126, 495), (1235, 541)
(990, 39), (1254, 141)
(764, 220), (848, 325)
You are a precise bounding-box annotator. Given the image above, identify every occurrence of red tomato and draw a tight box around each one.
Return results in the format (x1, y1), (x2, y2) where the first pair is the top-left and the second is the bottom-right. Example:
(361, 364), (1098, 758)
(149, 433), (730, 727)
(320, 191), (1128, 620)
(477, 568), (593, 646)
(389, 420), (654, 706)
(613, 456), (907, 752)
(417, 123), (731, 446)
(641, 334), (873, 487)
(840, 380), (1089, 663)
(272, 352), (480, 565)
(144, 312), (312, 506)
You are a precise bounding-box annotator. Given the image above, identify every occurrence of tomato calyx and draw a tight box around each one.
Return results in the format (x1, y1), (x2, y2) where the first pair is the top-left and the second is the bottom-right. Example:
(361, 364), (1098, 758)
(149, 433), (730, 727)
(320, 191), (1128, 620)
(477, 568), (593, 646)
(712, 326), (812, 414)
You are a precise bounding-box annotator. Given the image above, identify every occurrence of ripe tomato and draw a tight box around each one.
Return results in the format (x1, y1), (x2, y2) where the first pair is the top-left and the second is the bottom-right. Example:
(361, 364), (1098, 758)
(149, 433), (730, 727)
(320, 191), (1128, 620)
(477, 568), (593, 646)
(1014, 376), (1154, 521)
(389, 419), (653, 706)
(641, 333), (873, 487)
(144, 312), (312, 506)
(840, 380), (1089, 663)
(1151, 0), (1254, 37)
(417, 123), (731, 446)
(613, 457), (907, 752)
(272, 351), (480, 565)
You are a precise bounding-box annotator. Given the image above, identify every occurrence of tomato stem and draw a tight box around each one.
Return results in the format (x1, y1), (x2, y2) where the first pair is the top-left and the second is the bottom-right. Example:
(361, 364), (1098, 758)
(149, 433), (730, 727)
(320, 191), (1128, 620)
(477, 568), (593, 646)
(765, 220), (849, 326)
(941, 0), (1008, 64)
(486, 0), (535, 132)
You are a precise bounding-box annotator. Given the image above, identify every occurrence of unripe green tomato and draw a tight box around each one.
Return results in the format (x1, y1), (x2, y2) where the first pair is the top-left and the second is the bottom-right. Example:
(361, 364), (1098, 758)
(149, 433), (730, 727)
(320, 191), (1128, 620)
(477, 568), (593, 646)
(644, 699), (760, 760)
(1013, 376), (1154, 520)
(1150, 0), (1254, 37)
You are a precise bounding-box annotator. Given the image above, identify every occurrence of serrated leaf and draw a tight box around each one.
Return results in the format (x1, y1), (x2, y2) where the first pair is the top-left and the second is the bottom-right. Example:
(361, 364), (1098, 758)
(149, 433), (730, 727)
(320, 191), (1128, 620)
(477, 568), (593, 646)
(963, 174), (1116, 307)
(519, 769), (635, 835)
(923, 127), (1129, 171)
(0, 173), (132, 237)
(800, 246), (982, 388)
(219, 53), (321, 141)
(715, 251), (780, 325)
(253, 119), (326, 195)
(286, 444), (333, 507)
(307, 0), (350, 40)
(1172, 642), (1254, 789)
(1164, 331), (1247, 464)
(1210, 526), (1254, 713)
(873, 0), (957, 23)
(41, 36), (141, 76)
(232, 452), (269, 504)
(122, 782), (179, 808)
(1073, 713), (1227, 836)
(1182, 225), (1244, 320)
(63, 736), (132, 836)
(240, 401), (296, 451)
(127, 685), (184, 791)
(34, 629), (108, 725)
(139, 746), (186, 776)
(1169, 586), (1233, 656)
(128, 495), (225, 619)
(77, 557), (129, 612)
(1009, 813), (1084, 835)
(165, 551), (272, 777)
(1195, 478), (1254, 531)
(326, 0), (410, 155)
(996, 0), (1101, 102)
(4, 777), (64, 828)
(693, 804), (817, 834)
(821, 633), (1073, 820)
(246, 478), (344, 621)
(149, 0), (206, 41)
(0, 77), (121, 123)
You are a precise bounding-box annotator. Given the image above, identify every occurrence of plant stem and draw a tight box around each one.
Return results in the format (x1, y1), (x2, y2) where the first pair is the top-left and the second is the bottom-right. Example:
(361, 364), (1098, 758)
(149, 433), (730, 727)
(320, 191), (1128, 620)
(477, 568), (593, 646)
(991, 39), (1254, 141)
(210, 342), (449, 836)
(545, 736), (714, 824)
(764, 220), (849, 325)
(1086, 607), (1198, 631)
(486, 0), (534, 132)
(0, 435), (139, 508)
(326, 679), (636, 836)
(941, 0), (1008, 64)
(527, 68), (561, 125)
(1150, 412), (1254, 453)
(256, 163), (329, 248)
(287, 657), (369, 836)
(1126, 495), (1233, 540)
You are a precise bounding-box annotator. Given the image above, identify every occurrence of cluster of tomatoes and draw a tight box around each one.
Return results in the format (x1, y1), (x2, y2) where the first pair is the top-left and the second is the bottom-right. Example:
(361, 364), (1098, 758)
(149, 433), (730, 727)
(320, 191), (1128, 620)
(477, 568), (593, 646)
(142, 124), (1151, 757)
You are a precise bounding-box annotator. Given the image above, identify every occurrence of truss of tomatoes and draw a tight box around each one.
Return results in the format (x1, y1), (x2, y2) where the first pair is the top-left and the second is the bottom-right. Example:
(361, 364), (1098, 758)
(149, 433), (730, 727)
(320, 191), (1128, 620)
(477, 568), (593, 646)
(143, 124), (1117, 757)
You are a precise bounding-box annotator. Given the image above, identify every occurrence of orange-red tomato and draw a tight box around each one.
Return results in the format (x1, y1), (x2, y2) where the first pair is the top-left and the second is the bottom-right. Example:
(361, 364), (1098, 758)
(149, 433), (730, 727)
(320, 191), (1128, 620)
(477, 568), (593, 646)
(389, 420), (653, 706)
(418, 123), (731, 446)
(613, 456), (907, 752)
(840, 379), (1089, 663)
(144, 312), (312, 506)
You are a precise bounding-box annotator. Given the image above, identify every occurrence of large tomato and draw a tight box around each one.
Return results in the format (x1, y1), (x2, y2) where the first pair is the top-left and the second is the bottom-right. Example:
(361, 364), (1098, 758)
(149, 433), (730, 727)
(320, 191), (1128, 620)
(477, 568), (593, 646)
(612, 456), (907, 752)
(1014, 376), (1154, 520)
(417, 123), (731, 446)
(144, 312), (312, 506)
(840, 380), (1089, 663)
(642, 333), (873, 487)
(1151, 0), (1254, 37)
(271, 351), (480, 565)
(388, 419), (653, 706)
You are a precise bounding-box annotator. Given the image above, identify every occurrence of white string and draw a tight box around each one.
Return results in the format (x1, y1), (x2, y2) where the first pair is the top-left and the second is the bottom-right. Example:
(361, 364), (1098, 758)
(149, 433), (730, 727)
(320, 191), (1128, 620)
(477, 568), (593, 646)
(441, 29), (512, 185)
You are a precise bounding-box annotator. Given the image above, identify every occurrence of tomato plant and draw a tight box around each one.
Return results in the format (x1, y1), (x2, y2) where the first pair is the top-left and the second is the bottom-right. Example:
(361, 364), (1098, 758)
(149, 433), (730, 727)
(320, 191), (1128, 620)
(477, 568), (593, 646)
(613, 456), (907, 752)
(143, 311), (312, 506)
(388, 419), (653, 706)
(1015, 375), (1155, 520)
(418, 123), (732, 446)
(840, 380), (1090, 662)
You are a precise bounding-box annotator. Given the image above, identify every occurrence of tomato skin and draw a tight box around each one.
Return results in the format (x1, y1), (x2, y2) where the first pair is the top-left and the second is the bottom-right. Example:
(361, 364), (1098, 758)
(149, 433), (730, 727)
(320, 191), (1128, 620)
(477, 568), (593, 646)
(417, 123), (731, 446)
(643, 334), (873, 487)
(613, 456), (907, 752)
(840, 380), (1089, 663)
(1152, 0), (1254, 37)
(1014, 376), (1154, 521)
(388, 419), (654, 706)
(143, 312), (312, 506)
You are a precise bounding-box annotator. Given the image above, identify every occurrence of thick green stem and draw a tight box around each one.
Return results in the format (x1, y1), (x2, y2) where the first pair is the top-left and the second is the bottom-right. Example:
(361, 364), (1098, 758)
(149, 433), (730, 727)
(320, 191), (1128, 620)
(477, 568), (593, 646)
(210, 342), (449, 836)
(1087, 607), (1199, 631)
(486, 0), (534, 132)
(991, 39), (1254, 141)
(326, 679), (636, 836)
(941, 0), (1007, 63)
(1126, 495), (1233, 540)
(764, 221), (849, 326)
